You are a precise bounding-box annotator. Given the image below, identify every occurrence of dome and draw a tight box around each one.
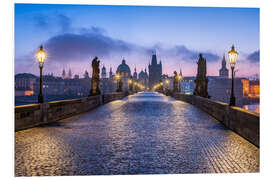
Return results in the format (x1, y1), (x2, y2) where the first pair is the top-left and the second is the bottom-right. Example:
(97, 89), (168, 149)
(116, 59), (131, 76)
(139, 70), (148, 79)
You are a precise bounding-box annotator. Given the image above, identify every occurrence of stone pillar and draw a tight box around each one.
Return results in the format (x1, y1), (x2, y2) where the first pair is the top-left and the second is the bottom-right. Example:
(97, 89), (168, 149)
(194, 53), (209, 98)
(89, 56), (101, 96)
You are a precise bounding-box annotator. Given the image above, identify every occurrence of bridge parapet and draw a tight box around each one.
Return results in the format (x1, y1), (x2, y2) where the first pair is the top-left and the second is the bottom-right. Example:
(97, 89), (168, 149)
(173, 93), (259, 147)
(103, 92), (128, 104)
(15, 92), (127, 131)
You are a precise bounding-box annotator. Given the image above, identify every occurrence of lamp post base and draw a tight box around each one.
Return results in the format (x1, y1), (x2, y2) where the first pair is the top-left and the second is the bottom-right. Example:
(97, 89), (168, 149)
(38, 94), (44, 104)
(229, 96), (235, 106)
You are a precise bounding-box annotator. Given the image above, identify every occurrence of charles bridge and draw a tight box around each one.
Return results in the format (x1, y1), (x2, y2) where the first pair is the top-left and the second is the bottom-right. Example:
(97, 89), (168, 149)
(15, 91), (259, 176)
(15, 51), (259, 176)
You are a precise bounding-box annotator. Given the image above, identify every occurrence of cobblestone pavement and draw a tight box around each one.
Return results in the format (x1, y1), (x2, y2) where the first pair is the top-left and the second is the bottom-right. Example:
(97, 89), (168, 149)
(15, 92), (259, 176)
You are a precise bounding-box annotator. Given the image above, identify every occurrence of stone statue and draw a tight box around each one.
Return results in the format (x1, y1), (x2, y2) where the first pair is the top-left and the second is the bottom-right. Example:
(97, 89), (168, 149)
(197, 54), (206, 78)
(89, 56), (101, 96)
(194, 53), (209, 98)
(173, 71), (179, 93)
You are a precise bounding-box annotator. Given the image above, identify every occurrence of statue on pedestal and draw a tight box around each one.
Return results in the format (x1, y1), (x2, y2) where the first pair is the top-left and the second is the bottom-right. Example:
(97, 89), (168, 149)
(194, 53), (209, 98)
(89, 56), (101, 96)
(173, 71), (179, 93)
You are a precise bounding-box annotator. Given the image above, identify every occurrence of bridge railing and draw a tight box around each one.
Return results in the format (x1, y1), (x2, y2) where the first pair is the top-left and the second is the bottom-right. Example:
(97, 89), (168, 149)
(173, 93), (259, 147)
(15, 92), (127, 131)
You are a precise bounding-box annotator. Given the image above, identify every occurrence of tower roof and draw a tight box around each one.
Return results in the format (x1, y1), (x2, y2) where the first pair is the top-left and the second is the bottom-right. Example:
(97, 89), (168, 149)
(151, 54), (158, 65)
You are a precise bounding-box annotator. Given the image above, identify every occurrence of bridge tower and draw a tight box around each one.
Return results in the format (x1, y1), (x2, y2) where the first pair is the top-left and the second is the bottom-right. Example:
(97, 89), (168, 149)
(148, 52), (162, 89)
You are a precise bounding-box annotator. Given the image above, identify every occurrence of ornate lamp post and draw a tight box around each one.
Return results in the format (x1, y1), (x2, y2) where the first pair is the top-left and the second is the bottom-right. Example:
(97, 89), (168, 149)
(228, 45), (238, 106)
(159, 80), (164, 93)
(134, 82), (138, 92)
(129, 76), (133, 92)
(178, 74), (183, 93)
(36, 45), (46, 103)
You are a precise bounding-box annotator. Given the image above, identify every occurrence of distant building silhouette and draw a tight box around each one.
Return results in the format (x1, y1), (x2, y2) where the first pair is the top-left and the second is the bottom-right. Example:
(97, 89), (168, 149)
(138, 68), (148, 87)
(133, 67), (138, 80)
(101, 65), (106, 79)
(109, 66), (113, 79)
(116, 59), (131, 92)
(15, 73), (37, 96)
(219, 54), (229, 78)
(148, 53), (162, 89)
(74, 74), (79, 79)
(84, 70), (90, 79)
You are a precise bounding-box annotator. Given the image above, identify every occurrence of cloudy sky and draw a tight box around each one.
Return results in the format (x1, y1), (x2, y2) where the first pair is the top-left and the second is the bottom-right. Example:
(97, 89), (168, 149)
(15, 4), (259, 77)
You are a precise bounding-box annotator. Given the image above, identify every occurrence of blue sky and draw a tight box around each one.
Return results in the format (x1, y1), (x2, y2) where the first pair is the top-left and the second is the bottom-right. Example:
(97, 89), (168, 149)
(14, 4), (259, 77)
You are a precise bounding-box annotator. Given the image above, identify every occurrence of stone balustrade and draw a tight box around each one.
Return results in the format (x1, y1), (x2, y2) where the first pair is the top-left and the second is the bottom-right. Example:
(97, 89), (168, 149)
(173, 93), (259, 147)
(15, 92), (126, 131)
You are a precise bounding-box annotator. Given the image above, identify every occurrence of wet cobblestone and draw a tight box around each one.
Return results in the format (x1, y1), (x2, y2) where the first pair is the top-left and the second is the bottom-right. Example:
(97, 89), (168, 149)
(15, 92), (259, 176)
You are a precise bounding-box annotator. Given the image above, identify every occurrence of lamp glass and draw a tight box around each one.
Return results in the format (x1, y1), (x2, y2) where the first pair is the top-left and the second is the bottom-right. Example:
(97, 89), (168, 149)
(228, 46), (238, 67)
(115, 74), (120, 80)
(36, 49), (46, 66)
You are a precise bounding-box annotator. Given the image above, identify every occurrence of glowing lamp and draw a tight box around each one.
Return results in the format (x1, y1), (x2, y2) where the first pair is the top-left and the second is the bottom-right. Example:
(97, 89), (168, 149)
(228, 45), (238, 68)
(228, 45), (238, 106)
(115, 74), (121, 80)
(36, 45), (46, 68)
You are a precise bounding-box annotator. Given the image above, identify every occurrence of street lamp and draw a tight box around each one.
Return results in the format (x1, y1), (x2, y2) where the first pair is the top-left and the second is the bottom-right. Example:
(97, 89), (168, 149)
(36, 45), (46, 103)
(228, 45), (238, 106)
(178, 74), (183, 93)
(116, 73), (122, 92)
(129, 77), (133, 91)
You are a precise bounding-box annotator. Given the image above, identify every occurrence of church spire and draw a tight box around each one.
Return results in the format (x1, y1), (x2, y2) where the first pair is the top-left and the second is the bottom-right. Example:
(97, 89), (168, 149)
(222, 53), (226, 67)
(101, 64), (106, 79)
(109, 65), (113, 79)
(133, 65), (138, 80)
(219, 53), (229, 78)
(62, 68), (66, 79)
(68, 68), (72, 79)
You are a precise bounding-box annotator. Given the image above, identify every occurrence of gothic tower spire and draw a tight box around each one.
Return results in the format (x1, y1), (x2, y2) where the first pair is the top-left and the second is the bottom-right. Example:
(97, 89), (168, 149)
(62, 68), (66, 79)
(219, 53), (229, 78)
